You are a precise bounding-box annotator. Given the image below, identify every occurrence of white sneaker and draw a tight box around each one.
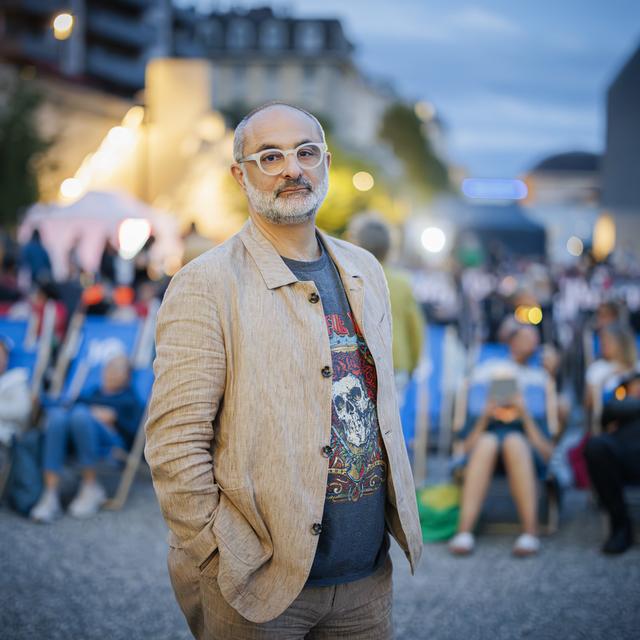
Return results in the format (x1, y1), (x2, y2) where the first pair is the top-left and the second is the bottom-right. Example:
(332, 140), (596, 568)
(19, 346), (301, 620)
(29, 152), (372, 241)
(512, 533), (541, 557)
(449, 532), (475, 555)
(30, 489), (63, 524)
(68, 482), (107, 519)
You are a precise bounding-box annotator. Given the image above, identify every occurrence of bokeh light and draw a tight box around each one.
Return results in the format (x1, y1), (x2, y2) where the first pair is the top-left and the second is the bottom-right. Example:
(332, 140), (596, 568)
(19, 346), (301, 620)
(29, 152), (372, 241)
(421, 226), (446, 253)
(414, 101), (436, 122)
(528, 306), (543, 325)
(352, 171), (375, 191)
(53, 13), (74, 40)
(566, 236), (584, 257)
(118, 218), (151, 260)
(59, 178), (84, 200)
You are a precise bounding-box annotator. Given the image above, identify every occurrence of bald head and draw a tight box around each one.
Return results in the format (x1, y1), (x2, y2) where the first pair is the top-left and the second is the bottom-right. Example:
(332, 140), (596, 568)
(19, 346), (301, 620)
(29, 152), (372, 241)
(233, 102), (326, 163)
(101, 353), (131, 393)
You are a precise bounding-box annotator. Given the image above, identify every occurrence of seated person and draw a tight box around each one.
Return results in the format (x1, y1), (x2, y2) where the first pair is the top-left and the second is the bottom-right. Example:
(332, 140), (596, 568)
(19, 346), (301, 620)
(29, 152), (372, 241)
(9, 280), (68, 346)
(0, 337), (31, 446)
(496, 320), (540, 366)
(30, 354), (143, 523)
(584, 321), (637, 417)
(449, 375), (554, 557)
(585, 371), (640, 554)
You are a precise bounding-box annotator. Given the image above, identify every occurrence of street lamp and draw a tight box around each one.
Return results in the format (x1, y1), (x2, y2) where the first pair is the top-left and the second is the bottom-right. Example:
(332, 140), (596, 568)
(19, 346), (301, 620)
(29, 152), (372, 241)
(53, 12), (74, 40)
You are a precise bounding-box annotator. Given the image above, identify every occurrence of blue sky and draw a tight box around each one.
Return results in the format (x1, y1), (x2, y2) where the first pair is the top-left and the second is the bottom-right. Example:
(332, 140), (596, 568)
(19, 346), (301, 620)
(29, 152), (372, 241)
(185, 1), (640, 178)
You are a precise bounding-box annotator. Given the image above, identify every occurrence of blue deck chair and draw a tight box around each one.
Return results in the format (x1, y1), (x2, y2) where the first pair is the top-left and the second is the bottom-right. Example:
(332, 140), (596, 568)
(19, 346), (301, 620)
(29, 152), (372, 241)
(401, 324), (464, 485)
(0, 317), (31, 350)
(400, 325), (447, 449)
(49, 314), (144, 402)
(451, 363), (560, 533)
(105, 366), (155, 510)
(0, 307), (56, 497)
(46, 355), (155, 510)
(1, 306), (55, 401)
(473, 342), (543, 368)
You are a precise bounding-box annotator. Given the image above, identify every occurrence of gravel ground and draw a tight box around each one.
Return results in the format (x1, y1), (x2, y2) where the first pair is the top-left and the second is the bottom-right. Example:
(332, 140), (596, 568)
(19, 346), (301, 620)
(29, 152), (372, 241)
(1, 473), (639, 640)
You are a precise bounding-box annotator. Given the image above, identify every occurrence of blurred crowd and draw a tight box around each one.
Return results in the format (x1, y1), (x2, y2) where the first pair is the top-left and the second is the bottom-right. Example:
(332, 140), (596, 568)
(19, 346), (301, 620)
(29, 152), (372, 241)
(1, 215), (639, 558)
(1, 228), (166, 327)
(350, 215), (640, 557)
(0, 223), (211, 521)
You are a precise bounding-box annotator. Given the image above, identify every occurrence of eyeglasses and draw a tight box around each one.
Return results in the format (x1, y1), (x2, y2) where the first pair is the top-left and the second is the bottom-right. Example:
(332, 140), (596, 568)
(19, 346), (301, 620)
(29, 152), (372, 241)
(238, 142), (328, 176)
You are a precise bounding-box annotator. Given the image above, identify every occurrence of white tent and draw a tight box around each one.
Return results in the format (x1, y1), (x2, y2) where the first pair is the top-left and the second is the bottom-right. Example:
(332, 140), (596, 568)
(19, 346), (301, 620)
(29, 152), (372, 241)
(19, 191), (183, 281)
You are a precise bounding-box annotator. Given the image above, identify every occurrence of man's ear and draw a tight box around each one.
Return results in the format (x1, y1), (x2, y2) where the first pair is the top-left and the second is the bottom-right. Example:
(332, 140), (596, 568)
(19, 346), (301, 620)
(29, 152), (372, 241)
(325, 151), (332, 170)
(230, 164), (246, 190)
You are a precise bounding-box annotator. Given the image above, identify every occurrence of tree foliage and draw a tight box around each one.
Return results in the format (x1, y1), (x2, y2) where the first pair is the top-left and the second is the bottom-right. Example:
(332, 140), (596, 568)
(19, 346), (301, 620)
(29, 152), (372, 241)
(378, 102), (450, 200)
(0, 78), (52, 230)
(316, 133), (399, 235)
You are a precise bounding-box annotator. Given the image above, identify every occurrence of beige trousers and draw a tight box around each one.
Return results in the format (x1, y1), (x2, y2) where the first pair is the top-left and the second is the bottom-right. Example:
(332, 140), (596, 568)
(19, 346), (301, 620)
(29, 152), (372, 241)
(168, 548), (394, 639)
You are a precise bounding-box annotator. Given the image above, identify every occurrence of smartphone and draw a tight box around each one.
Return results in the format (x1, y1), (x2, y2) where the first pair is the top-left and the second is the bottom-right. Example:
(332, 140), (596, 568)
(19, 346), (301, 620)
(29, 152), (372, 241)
(488, 377), (518, 407)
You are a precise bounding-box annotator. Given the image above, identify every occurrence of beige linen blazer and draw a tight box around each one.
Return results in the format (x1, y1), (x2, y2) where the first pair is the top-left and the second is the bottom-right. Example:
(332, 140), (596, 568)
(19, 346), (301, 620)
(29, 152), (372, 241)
(144, 218), (423, 623)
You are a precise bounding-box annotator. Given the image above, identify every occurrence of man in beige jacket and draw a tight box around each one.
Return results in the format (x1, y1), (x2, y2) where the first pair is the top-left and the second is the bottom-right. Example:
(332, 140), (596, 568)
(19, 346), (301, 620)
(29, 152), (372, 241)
(145, 102), (422, 639)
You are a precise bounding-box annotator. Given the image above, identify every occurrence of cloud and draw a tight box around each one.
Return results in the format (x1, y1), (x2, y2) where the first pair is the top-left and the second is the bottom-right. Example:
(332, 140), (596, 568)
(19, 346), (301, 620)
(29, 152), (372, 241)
(447, 93), (599, 130)
(445, 93), (602, 174)
(390, 6), (524, 43)
(449, 6), (522, 37)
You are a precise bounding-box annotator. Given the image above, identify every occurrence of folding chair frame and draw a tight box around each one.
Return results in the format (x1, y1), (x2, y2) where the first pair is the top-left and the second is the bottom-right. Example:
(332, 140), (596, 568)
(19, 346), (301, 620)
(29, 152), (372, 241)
(41, 309), (157, 510)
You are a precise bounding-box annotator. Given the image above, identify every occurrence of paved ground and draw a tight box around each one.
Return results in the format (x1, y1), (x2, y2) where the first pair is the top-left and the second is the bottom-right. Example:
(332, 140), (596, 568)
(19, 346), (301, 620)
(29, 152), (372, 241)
(1, 471), (639, 640)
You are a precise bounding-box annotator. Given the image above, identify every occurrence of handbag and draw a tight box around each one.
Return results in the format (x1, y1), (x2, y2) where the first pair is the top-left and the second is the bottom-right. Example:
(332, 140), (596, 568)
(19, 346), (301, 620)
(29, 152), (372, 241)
(567, 433), (591, 489)
(416, 484), (461, 542)
(5, 429), (44, 515)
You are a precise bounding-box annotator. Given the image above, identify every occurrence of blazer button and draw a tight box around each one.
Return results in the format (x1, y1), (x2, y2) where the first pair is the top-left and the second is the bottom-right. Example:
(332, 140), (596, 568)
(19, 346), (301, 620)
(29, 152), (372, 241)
(321, 445), (333, 457)
(321, 366), (332, 378)
(311, 522), (323, 535)
(308, 292), (320, 303)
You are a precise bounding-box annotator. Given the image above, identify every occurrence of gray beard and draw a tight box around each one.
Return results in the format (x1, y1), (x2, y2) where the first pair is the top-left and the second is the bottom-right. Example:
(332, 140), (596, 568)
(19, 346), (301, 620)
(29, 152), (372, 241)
(243, 172), (329, 226)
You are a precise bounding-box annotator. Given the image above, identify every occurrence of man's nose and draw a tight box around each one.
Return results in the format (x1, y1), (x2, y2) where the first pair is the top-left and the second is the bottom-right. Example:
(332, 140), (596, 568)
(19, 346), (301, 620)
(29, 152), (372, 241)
(281, 152), (303, 180)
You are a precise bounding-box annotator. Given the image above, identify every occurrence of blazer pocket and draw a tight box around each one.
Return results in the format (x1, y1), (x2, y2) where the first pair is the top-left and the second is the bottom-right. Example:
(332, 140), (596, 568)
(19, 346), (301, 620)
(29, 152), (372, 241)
(199, 548), (220, 578)
(213, 487), (273, 568)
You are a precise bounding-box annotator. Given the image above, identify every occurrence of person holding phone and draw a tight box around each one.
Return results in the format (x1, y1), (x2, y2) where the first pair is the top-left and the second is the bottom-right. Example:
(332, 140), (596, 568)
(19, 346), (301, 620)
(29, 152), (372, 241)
(449, 375), (554, 557)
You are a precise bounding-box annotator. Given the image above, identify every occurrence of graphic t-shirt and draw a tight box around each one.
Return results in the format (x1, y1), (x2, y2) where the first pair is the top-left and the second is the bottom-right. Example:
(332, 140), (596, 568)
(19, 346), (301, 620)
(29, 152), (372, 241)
(282, 238), (389, 587)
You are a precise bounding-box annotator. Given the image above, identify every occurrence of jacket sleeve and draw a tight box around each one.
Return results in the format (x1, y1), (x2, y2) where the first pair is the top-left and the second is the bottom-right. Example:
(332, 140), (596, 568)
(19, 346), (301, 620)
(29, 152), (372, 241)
(144, 261), (226, 569)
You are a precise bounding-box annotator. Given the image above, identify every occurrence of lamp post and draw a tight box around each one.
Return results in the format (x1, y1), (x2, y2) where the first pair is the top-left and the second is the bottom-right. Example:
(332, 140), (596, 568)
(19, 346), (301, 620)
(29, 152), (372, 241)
(52, 12), (74, 41)
(52, 1), (85, 77)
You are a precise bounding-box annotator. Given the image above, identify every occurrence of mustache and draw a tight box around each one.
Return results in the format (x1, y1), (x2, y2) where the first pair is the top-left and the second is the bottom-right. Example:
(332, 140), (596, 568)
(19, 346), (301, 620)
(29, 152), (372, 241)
(275, 177), (313, 196)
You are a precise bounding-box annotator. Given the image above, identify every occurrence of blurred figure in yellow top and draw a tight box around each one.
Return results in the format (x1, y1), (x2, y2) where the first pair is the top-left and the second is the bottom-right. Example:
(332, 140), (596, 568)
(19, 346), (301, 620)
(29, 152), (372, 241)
(181, 222), (214, 266)
(347, 214), (424, 402)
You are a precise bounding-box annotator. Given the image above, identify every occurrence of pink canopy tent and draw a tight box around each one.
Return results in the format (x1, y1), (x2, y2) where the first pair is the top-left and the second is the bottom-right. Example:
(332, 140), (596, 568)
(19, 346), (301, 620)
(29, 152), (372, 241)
(19, 191), (183, 281)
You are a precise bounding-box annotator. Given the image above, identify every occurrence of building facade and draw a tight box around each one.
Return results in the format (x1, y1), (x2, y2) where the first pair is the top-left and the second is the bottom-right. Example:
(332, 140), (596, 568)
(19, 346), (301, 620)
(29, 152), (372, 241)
(602, 43), (640, 259)
(1, 2), (394, 150)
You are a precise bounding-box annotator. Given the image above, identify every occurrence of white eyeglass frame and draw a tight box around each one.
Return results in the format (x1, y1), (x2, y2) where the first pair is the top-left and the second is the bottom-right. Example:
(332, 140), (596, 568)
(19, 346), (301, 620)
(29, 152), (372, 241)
(238, 142), (328, 175)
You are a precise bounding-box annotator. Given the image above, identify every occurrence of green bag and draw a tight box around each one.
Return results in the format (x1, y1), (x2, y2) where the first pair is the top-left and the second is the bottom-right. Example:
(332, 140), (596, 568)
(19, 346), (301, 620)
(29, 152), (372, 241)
(416, 484), (460, 542)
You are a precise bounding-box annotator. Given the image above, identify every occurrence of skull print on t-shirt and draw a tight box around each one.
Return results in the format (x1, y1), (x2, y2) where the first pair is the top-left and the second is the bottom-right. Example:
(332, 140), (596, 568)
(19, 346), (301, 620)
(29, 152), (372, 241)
(325, 311), (386, 503)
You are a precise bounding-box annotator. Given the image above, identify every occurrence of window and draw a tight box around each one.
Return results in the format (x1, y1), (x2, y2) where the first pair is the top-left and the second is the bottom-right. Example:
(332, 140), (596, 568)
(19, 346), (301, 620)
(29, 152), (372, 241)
(260, 20), (285, 50)
(196, 19), (223, 54)
(227, 19), (254, 50)
(295, 22), (324, 53)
